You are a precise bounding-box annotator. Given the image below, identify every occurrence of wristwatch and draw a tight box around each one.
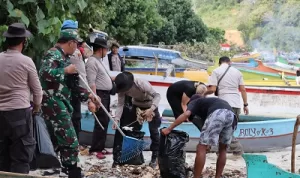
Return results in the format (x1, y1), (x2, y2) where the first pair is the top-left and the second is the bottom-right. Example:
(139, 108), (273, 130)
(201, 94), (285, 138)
(244, 103), (248, 107)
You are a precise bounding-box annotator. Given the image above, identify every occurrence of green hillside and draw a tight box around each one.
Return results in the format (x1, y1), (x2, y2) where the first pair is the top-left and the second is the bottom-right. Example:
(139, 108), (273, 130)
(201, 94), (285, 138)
(194, 0), (300, 51)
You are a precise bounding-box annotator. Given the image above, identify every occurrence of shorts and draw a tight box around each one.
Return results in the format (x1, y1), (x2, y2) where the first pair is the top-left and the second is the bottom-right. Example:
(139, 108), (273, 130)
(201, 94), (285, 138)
(199, 109), (236, 146)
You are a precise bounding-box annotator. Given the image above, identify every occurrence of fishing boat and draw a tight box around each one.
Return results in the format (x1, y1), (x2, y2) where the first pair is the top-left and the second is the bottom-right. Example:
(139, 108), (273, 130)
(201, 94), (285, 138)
(230, 52), (261, 62)
(119, 45), (208, 69)
(108, 71), (300, 118)
(79, 111), (300, 152)
(207, 59), (296, 86)
(242, 116), (300, 177)
(243, 154), (300, 178)
(276, 57), (300, 70)
(79, 72), (300, 152)
(119, 45), (210, 82)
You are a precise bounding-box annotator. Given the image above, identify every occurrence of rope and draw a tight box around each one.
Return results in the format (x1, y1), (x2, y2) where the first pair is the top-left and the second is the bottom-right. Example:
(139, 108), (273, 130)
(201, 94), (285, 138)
(136, 107), (155, 125)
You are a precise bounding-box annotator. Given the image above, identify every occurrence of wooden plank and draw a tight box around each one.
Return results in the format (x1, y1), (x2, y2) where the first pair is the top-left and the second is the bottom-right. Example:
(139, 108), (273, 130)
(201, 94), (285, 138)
(0, 171), (53, 178)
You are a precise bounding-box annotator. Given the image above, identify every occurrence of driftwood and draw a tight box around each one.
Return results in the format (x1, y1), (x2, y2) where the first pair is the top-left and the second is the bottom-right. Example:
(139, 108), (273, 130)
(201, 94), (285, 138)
(0, 171), (53, 178)
(291, 115), (300, 173)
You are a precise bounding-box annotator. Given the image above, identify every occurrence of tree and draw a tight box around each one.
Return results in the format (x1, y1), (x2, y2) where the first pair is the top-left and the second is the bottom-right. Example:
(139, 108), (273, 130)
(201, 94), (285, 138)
(148, 19), (177, 44)
(207, 27), (226, 43)
(105, 0), (163, 45)
(156, 0), (208, 43)
(0, 0), (88, 68)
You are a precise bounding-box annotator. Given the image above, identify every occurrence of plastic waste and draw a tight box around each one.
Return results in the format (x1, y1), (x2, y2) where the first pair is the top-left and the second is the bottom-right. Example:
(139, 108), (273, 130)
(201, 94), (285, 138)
(30, 113), (61, 169)
(158, 129), (189, 178)
(113, 95), (144, 165)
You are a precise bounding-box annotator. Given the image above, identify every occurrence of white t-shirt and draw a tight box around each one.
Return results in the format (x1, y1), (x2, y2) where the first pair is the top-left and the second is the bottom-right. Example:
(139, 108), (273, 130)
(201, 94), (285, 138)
(208, 63), (244, 108)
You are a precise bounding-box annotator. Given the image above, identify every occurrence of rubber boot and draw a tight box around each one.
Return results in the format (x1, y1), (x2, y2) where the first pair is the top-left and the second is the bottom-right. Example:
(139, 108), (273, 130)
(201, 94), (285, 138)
(68, 167), (83, 178)
(149, 151), (158, 168)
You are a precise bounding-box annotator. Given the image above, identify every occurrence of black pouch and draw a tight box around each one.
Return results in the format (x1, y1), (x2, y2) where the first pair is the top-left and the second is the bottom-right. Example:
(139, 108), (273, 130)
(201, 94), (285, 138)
(110, 81), (117, 95)
(214, 86), (219, 96)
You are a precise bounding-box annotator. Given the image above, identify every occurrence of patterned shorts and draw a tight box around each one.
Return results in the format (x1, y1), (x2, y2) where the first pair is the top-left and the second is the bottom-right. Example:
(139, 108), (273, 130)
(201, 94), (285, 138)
(199, 109), (236, 146)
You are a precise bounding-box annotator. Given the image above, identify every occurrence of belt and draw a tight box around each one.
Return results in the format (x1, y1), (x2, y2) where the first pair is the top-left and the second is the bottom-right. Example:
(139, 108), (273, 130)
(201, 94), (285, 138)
(96, 90), (110, 93)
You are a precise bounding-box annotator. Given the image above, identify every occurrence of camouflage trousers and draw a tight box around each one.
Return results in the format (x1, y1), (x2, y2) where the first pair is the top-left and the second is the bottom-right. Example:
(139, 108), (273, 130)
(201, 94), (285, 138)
(41, 95), (79, 168)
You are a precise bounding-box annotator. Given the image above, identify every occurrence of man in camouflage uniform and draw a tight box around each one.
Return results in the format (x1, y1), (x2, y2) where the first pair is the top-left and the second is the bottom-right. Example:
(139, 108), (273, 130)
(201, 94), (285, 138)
(39, 29), (97, 178)
(61, 20), (88, 139)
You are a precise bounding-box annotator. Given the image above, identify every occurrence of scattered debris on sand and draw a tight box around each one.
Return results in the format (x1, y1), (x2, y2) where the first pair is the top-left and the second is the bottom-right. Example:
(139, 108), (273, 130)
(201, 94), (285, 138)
(82, 163), (245, 178)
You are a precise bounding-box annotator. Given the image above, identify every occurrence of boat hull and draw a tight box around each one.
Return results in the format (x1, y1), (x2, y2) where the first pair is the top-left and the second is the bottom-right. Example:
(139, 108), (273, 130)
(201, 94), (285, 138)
(107, 73), (300, 118)
(243, 154), (300, 178)
(79, 115), (300, 152)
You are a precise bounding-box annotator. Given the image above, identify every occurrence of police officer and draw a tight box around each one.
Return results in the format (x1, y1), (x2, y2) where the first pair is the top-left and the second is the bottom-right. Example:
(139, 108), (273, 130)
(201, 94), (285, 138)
(86, 36), (113, 159)
(113, 71), (161, 168)
(0, 23), (43, 174)
(39, 29), (98, 178)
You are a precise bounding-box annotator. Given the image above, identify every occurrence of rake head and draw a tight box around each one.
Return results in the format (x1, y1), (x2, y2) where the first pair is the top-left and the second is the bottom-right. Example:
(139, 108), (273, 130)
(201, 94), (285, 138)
(119, 136), (150, 163)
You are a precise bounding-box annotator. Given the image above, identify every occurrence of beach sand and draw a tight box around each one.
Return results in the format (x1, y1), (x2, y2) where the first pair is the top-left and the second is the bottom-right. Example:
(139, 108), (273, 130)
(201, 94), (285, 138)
(28, 145), (300, 178)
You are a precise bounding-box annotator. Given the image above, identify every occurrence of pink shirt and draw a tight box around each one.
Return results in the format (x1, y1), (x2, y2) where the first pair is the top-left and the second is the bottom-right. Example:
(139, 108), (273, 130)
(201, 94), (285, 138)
(0, 49), (43, 111)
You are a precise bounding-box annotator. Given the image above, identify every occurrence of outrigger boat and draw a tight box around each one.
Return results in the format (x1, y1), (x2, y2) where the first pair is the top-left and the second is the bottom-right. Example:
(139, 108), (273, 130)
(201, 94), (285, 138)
(107, 71), (300, 118)
(79, 72), (300, 152)
(242, 116), (300, 178)
(80, 111), (300, 153)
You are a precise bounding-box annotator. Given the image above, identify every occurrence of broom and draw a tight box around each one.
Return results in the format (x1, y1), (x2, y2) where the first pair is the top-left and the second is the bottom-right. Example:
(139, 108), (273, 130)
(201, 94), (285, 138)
(78, 74), (150, 162)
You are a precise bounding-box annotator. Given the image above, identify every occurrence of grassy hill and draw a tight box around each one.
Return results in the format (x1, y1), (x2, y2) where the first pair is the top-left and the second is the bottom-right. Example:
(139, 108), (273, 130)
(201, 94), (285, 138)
(193, 0), (300, 51)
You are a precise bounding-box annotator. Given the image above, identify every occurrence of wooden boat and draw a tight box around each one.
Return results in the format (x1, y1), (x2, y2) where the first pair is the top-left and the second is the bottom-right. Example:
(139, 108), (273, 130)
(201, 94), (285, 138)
(229, 59), (258, 68)
(125, 67), (210, 82)
(276, 57), (300, 70)
(278, 57), (300, 68)
(242, 154), (300, 178)
(108, 71), (300, 118)
(242, 116), (300, 177)
(239, 60), (296, 77)
(207, 59), (296, 86)
(79, 111), (300, 152)
(119, 45), (208, 69)
(231, 52), (261, 62)
(79, 72), (300, 152)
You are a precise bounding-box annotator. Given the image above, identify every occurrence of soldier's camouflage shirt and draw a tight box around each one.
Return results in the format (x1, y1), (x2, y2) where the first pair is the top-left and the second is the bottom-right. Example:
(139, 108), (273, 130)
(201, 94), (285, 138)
(39, 47), (89, 114)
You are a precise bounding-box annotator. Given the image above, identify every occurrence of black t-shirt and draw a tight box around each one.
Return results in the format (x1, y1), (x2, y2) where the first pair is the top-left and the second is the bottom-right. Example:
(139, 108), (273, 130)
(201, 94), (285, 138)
(297, 70), (300, 76)
(187, 97), (232, 121)
(168, 80), (197, 98)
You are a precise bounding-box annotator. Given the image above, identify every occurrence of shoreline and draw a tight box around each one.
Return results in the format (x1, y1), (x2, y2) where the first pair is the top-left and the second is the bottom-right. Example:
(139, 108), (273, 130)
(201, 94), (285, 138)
(28, 146), (300, 178)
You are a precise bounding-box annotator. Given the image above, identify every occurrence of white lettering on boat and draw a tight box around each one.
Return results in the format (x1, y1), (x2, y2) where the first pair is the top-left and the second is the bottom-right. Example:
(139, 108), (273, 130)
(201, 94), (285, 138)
(238, 128), (274, 137)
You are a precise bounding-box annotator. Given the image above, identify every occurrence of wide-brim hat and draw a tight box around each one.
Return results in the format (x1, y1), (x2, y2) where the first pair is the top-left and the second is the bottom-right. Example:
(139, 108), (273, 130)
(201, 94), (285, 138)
(115, 71), (134, 93)
(88, 33), (108, 49)
(3, 23), (32, 38)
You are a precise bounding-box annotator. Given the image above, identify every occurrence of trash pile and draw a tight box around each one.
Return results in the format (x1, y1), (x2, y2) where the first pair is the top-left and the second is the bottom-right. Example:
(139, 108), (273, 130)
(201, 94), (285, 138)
(200, 167), (246, 178)
(85, 164), (160, 178)
(82, 164), (245, 178)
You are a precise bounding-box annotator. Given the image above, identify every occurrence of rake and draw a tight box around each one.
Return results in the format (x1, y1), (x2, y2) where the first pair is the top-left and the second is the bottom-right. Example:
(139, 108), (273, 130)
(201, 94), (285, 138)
(78, 74), (150, 162)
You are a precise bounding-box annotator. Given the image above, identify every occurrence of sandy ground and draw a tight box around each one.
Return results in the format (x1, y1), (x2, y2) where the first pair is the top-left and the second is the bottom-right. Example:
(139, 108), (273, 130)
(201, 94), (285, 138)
(28, 145), (300, 178)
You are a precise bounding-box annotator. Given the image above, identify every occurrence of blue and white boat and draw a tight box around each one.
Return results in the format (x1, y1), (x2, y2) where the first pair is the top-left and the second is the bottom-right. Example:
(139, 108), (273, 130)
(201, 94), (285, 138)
(79, 109), (300, 152)
(78, 72), (300, 152)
